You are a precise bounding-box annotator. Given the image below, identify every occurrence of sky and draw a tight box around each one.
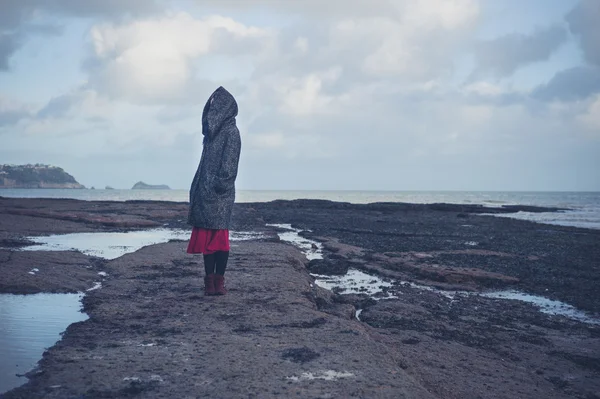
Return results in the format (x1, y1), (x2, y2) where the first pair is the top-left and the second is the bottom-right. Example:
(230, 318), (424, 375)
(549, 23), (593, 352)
(1, 0), (599, 191)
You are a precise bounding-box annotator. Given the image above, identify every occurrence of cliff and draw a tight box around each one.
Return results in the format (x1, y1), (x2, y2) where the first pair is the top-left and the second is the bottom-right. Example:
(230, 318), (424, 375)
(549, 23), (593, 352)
(0, 164), (85, 189)
(131, 181), (170, 190)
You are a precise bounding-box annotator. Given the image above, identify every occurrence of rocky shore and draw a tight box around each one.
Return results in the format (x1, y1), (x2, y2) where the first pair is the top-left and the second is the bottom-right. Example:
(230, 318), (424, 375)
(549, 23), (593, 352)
(0, 197), (599, 398)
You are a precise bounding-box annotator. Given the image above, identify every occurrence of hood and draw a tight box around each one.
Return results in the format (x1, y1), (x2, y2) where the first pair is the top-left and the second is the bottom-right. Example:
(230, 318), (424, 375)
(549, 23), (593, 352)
(202, 86), (238, 143)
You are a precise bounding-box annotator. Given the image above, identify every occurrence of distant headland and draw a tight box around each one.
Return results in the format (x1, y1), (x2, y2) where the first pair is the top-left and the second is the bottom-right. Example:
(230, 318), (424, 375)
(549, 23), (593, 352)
(131, 181), (170, 190)
(0, 164), (85, 189)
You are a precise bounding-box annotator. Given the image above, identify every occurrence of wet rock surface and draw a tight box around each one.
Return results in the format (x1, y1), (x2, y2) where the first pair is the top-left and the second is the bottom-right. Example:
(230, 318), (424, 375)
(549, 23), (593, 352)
(3, 241), (432, 399)
(0, 197), (189, 234)
(1, 197), (599, 398)
(239, 199), (600, 313)
(0, 250), (104, 294)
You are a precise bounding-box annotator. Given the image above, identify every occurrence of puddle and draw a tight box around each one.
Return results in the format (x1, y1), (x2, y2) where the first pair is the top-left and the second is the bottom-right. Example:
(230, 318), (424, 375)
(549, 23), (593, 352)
(20, 229), (265, 260)
(0, 228), (265, 394)
(311, 269), (396, 298)
(87, 282), (102, 292)
(20, 229), (189, 260)
(355, 309), (363, 321)
(398, 280), (460, 299)
(269, 223), (600, 325)
(397, 281), (600, 325)
(287, 370), (354, 382)
(480, 290), (600, 325)
(268, 225), (396, 299)
(0, 293), (88, 394)
(231, 231), (266, 241)
(266, 224), (323, 260)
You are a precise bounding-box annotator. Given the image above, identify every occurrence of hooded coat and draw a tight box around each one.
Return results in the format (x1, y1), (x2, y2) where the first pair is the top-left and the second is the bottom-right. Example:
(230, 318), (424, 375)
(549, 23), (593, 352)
(188, 87), (241, 229)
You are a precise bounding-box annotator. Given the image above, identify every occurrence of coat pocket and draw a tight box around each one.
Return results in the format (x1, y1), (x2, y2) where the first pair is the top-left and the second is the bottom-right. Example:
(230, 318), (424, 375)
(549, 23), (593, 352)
(199, 177), (218, 202)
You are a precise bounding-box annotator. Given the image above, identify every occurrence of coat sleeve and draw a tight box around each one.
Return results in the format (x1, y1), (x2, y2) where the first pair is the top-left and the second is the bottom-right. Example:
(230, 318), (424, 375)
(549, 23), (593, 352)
(215, 127), (241, 194)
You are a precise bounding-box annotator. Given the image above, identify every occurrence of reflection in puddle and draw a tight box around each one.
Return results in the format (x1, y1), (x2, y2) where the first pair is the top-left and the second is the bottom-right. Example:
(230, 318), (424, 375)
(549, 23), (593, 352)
(0, 293), (88, 394)
(21, 229), (265, 260)
(270, 223), (600, 325)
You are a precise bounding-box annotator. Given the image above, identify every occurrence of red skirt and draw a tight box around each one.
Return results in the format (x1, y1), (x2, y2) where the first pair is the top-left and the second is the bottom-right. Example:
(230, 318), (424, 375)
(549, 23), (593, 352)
(187, 228), (230, 254)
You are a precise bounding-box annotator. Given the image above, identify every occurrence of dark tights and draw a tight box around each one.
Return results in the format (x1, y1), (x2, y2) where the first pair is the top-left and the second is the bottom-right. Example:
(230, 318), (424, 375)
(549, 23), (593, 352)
(203, 251), (229, 276)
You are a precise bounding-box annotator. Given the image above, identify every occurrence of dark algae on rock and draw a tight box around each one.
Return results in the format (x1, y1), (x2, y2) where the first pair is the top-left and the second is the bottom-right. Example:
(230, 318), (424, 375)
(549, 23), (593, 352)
(241, 199), (600, 313)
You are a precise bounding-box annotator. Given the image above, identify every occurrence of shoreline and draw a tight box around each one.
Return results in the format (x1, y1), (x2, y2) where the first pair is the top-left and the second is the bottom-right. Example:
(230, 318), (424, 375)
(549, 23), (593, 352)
(1, 197), (599, 398)
(1, 197), (599, 312)
(4, 190), (599, 232)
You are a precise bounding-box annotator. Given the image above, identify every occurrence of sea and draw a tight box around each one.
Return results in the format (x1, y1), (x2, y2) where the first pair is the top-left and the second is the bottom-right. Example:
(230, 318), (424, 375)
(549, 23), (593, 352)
(1, 189), (600, 230)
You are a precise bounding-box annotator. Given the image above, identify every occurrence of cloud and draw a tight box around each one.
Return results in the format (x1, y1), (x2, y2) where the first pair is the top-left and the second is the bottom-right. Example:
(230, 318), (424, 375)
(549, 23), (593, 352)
(529, 1), (600, 104)
(85, 12), (273, 104)
(473, 25), (567, 78)
(532, 66), (600, 101)
(35, 89), (114, 121)
(0, 0), (163, 72)
(43, 0), (160, 18)
(36, 91), (84, 119)
(275, 68), (342, 116)
(567, 0), (600, 67)
(41, 0), (481, 110)
(577, 95), (600, 135)
(457, 81), (526, 107)
(464, 81), (506, 97)
(195, 0), (479, 25)
(233, 0), (481, 141)
(0, 0), (35, 31)
(192, 0), (394, 18)
(247, 132), (285, 150)
(0, 0), (160, 26)
(328, 0), (479, 79)
(189, 0), (480, 83)
(4, 0), (600, 190)
(0, 97), (31, 127)
(0, 32), (21, 70)
(22, 86), (199, 158)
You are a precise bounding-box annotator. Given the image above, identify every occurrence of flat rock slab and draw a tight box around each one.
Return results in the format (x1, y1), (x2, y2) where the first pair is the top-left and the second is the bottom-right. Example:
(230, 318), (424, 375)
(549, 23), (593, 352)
(0, 250), (103, 294)
(0, 197), (189, 234)
(4, 241), (434, 399)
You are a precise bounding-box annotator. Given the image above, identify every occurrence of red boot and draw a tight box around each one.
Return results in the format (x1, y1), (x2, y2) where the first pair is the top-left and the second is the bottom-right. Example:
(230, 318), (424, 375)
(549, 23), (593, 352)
(204, 274), (216, 296)
(214, 275), (227, 295)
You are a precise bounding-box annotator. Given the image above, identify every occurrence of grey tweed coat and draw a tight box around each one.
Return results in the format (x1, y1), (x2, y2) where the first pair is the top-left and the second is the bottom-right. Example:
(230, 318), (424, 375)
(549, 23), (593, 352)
(188, 87), (241, 229)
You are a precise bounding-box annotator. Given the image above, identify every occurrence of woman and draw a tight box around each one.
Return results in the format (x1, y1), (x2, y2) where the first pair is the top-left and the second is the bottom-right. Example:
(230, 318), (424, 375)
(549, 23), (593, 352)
(187, 86), (241, 296)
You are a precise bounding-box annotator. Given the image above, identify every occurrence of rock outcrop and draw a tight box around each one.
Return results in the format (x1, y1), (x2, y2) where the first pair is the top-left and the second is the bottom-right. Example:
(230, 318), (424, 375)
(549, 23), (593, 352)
(131, 181), (170, 190)
(0, 164), (84, 189)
